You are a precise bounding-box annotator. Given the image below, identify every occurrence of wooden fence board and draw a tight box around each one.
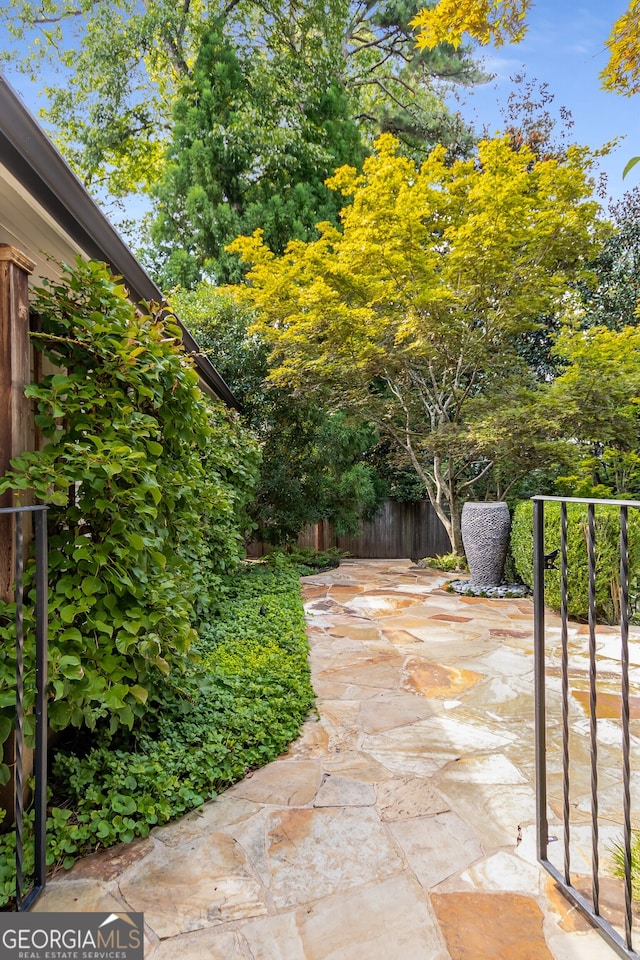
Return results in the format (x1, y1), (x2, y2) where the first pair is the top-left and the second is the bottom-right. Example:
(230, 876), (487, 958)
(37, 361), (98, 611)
(248, 499), (450, 561)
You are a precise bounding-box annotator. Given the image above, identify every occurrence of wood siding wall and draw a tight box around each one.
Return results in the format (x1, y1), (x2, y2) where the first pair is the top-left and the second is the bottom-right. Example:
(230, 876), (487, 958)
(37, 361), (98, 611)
(248, 499), (450, 561)
(0, 245), (35, 600)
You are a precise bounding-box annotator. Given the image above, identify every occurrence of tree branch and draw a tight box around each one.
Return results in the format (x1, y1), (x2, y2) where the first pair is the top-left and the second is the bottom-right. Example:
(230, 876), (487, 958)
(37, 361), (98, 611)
(176, 0), (192, 41)
(31, 4), (94, 24)
(162, 35), (189, 77)
(347, 30), (396, 56)
(458, 458), (494, 491)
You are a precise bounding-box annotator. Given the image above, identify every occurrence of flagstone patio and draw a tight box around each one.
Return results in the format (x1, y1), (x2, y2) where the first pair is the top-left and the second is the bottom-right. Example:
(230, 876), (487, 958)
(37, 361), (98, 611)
(33, 558), (640, 958)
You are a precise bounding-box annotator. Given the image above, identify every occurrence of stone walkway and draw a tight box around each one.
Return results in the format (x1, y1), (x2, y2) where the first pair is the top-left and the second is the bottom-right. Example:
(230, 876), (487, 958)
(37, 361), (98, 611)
(34, 559), (639, 958)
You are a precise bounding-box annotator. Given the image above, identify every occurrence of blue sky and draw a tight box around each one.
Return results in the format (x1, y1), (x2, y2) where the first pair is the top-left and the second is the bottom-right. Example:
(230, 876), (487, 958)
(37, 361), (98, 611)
(451, 0), (637, 204)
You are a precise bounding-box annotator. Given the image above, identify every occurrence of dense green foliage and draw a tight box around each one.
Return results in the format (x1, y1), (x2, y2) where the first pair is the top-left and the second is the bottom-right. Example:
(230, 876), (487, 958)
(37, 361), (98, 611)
(172, 285), (383, 544)
(578, 190), (640, 333)
(150, 21), (366, 287)
(511, 500), (640, 623)
(0, 260), (259, 780)
(0, 563), (315, 908)
(426, 552), (468, 572)
(262, 547), (344, 572)
(0, 1), (484, 211)
(549, 324), (640, 499)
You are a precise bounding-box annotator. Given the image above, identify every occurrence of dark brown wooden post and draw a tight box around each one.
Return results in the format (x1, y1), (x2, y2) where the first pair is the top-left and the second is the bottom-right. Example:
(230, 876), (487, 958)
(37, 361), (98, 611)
(0, 244), (35, 601)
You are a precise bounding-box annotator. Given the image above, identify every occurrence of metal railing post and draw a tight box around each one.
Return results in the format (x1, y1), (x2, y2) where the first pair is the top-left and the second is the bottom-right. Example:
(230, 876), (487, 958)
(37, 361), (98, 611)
(619, 505), (633, 950)
(587, 502), (600, 914)
(13, 510), (25, 911)
(533, 496), (548, 861)
(30, 506), (48, 905)
(560, 501), (571, 885)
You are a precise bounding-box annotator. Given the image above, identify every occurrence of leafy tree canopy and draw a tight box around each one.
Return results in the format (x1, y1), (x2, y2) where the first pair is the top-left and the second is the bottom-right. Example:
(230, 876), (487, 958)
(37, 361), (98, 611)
(551, 323), (640, 498)
(577, 188), (640, 331)
(411, 0), (640, 95)
(230, 134), (606, 552)
(171, 284), (383, 544)
(0, 0), (486, 198)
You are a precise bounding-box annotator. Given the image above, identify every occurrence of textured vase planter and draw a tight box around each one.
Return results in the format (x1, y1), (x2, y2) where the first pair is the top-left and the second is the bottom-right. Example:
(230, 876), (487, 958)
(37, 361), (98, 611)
(461, 501), (511, 588)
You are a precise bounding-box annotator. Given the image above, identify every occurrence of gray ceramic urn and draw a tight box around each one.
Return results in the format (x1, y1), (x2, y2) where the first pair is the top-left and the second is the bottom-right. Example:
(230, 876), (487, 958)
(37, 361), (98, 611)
(460, 501), (511, 588)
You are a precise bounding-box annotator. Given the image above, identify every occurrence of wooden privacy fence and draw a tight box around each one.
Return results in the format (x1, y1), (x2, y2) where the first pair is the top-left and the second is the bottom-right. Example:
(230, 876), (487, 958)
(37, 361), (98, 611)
(248, 499), (451, 561)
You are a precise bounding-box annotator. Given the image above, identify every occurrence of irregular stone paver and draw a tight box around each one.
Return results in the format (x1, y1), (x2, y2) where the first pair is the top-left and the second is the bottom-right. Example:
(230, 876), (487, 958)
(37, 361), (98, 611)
(117, 834), (268, 938)
(316, 651), (405, 688)
(359, 688), (436, 733)
(239, 912), (307, 960)
(320, 749), (393, 782)
(409, 713), (517, 754)
(298, 873), (449, 960)
(326, 620), (381, 642)
(360, 724), (455, 777)
(227, 759), (322, 806)
(431, 891), (554, 959)
(456, 850), (544, 895)
(150, 928), (247, 960)
(402, 658), (484, 699)
(439, 753), (528, 786)
(382, 627), (423, 645)
(435, 779), (536, 849)
(327, 584), (365, 601)
(376, 776), (450, 821)
(60, 837), (154, 880)
(343, 594), (424, 617)
(32, 879), (129, 914)
(388, 810), (483, 888)
(429, 613), (475, 623)
(279, 721), (330, 760)
(34, 559), (631, 959)
(544, 877), (594, 934)
(313, 773), (376, 807)
(312, 699), (361, 751)
(572, 687), (640, 720)
(264, 806), (404, 908)
(31, 880), (159, 958)
(151, 798), (259, 847)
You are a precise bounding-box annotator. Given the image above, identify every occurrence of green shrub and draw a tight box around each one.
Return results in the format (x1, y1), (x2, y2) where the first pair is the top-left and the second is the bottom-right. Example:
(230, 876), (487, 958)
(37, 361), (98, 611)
(0, 564), (314, 907)
(426, 552), (468, 572)
(511, 500), (640, 623)
(263, 547), (344, 573)
(612, 835), (640, 902)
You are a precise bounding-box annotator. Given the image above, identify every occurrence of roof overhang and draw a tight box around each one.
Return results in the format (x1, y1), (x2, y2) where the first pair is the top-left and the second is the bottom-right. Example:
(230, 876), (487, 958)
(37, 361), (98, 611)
(0, 75), (239, 409)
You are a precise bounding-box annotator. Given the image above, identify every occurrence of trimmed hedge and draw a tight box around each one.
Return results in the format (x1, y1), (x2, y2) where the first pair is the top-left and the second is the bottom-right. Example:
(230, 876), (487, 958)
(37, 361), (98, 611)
(511, 500), (640, 623)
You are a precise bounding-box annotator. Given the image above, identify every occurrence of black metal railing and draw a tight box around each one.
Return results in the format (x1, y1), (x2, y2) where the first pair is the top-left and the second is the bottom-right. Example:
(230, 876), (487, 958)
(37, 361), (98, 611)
(533, 495), (640, 959)
(0, 505), (48, 911)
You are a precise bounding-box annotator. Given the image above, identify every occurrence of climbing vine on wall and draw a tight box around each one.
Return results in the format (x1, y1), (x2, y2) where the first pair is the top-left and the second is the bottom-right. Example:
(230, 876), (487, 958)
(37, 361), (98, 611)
(0, 258), (260, 781)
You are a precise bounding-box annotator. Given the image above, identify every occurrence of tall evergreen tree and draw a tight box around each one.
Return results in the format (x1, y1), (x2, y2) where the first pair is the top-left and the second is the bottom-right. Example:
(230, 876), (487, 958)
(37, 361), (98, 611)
(149, 20), (366, 286)
(346, 0), (485, 162)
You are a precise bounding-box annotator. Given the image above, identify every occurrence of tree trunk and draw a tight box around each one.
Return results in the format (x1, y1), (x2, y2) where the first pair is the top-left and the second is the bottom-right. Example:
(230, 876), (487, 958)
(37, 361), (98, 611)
(423, 490), (464, 556)
(449, 502), (463, 556)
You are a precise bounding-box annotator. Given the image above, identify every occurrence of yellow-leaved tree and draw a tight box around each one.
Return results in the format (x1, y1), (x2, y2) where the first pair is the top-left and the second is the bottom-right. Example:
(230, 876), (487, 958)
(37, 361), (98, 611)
(230, 135), (606, 553)
(411, 0), (640, 96)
